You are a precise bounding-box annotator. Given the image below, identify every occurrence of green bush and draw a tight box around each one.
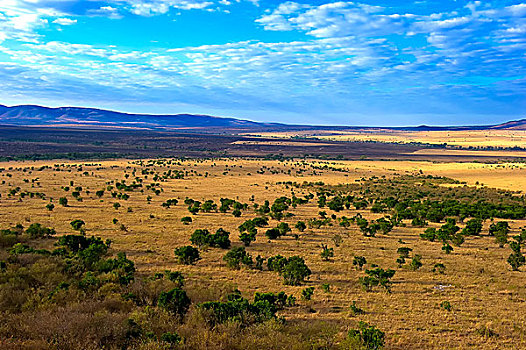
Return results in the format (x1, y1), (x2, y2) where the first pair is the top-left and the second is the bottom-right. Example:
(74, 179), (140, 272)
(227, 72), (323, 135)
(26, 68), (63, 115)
(157, 288), (191, 318)
(301, 287), (314, 301)
(347, 321), (385, 350)
(223, 246), (253, 270)
(25, 223), (56, 239)
(174, 246), (200, 265)
(353, 256), (367, 270)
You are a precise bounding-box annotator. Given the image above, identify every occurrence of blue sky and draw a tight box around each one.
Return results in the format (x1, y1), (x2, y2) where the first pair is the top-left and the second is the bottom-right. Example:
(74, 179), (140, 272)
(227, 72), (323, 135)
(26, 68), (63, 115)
(0, 0), (524, 126)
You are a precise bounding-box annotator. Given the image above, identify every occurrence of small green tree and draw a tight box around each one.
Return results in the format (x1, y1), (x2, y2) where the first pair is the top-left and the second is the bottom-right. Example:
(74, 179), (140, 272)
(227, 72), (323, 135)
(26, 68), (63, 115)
(409, 254), (422, 271)
(346, 321), (385, 350)
(320, 244), (334, 261)
(239, 230), (257, 247)
(157, 288), (191, 319)
(174, 246), (200, 265)
(508, 234), (525, 271)
(181, 216), (192, 225)
(301, 287), (314, 300)
(70, 219), (85, 231)
(223, 246), (253, 270)
(281, 256), (311, 285)
(59, 197), (68, 207)
(353, 256), (367, 270)
(295, 221), (306, 232)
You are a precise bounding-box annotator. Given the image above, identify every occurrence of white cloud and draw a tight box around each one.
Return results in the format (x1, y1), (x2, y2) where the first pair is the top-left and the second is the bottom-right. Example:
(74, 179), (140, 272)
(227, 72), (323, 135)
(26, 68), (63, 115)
(52, 17), (77, 25)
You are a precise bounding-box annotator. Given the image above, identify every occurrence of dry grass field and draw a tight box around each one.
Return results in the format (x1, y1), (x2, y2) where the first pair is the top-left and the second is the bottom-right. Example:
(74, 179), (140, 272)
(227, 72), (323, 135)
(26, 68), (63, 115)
(1, 157), (525, 349)
(252, 129), (526, 149)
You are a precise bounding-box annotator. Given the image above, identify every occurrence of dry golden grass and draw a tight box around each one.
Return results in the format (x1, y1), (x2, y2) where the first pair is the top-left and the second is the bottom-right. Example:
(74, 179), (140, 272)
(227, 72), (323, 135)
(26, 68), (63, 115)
(1, 157), (525, 349)
(252, 129), (526, 148)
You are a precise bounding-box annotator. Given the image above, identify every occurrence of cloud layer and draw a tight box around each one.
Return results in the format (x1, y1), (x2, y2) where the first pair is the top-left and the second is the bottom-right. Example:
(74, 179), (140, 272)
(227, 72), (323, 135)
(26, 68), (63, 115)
(0, 0), (524, 125)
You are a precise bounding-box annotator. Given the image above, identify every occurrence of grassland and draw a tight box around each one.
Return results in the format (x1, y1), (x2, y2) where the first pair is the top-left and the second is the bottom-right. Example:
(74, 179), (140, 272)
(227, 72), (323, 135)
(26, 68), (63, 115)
(251, 129), (526, 149)
(1, 156), (525, 349)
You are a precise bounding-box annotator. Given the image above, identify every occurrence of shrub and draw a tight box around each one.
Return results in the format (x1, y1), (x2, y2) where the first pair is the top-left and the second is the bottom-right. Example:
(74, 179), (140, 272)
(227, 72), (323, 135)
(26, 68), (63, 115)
(265, 228), (281, 240)
(174, 246), (200, 265)
(46, 203), (54, 211)
(490, 221), (510, 248)
(190, 228), (231, 249)
(198, 292), (280, 327)
(98, 252), (135, 285)
(432, 263), (446, 274)
(353, 256), (367, 270)
(239, 230), (257, 247)
(165, 271), (184, 287)
(360, 268), (395, 293)
(508, 234), (525, 271)
(70, 219), (85, 231)
(281, 256), (311, 286)
(157, 288), (191, 319)
(440, 301), (452, 311)
(223, 246), (253, 270)
(59, 197), (68, 206)
(181, 216), (192, 225)
(320, 244), (334, 261)
(349, 301), (364, 315)
(462, 218), (482, 236)
(26, 223), (56, 239)
(295, 221), (306, 232)
(160, 332), (182, 344)
(397, 247), (412, 258)
(409, 255), (422, 271)
(301, 287), (314, 301)
(347, 321), (385, 350)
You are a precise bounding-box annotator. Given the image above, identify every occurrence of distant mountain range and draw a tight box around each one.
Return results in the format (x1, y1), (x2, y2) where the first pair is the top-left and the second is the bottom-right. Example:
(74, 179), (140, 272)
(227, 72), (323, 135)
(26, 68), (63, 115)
(0, 104), (524, 132)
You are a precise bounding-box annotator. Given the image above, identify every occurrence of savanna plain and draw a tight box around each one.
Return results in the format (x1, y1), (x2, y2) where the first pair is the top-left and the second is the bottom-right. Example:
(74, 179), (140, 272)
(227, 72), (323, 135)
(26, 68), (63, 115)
(1, 149), (526, 349)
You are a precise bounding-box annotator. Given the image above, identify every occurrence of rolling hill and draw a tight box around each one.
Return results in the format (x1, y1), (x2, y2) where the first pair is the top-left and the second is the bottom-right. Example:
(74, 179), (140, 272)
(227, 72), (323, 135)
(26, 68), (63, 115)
(0, 104), (524, 131)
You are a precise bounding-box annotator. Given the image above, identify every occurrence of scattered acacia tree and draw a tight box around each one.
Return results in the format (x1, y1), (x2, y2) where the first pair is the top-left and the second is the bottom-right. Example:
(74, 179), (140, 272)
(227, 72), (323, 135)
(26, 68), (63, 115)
(489, 221), (510, 248)
(433, 263), (446, 274)
(70, 219), (85, 232)
(508, 232), (526, 271)
(181, 216), (192, 225)
(46, 203), (54, 211)
(190, 228), (230, 249)
(301, 287), (314, 300)
(409, 255), (423, 271)
(462, 218), (483, 236)
(58, 197), (68, 207)
(268, 255), (311, 285)
(25, 223), (56, 239)
(157, 288), (191, 319)
(320, 244), (334, 261)
(295, 221), (306, 232)
(223, 246), (253, 269)
(265, 228), (282, 240)
(359, 268), (395, 293)
(281, 256), (311, 285)
(345, 321), (385, 350)
(353, 256), (367, 270)
(239, 230), (257, 247)
(421, 218), (463, 254)
(174, 246), (200, 265)
(350, 300), (365, 315)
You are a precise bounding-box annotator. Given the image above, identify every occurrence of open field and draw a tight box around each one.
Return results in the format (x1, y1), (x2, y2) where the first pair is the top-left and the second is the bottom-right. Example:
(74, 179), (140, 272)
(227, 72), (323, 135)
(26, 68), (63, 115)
(2, 126), (526, 164)
(1, 157), (526, 349)
(250, 129), (526, 149)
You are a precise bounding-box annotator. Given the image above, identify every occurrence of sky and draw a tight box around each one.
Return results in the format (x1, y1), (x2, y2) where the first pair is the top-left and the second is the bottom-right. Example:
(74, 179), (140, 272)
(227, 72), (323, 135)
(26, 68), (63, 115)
(0, 0), (524, 126)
